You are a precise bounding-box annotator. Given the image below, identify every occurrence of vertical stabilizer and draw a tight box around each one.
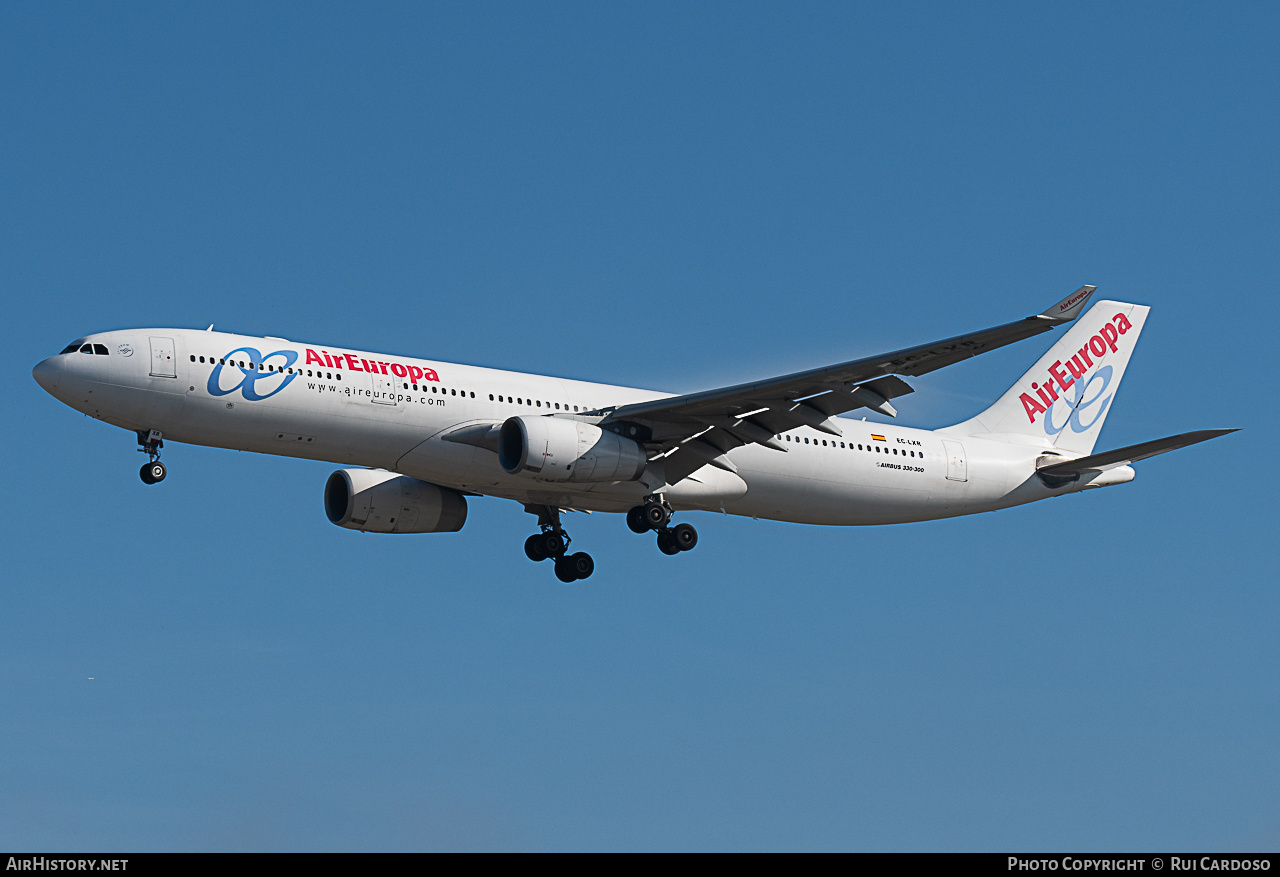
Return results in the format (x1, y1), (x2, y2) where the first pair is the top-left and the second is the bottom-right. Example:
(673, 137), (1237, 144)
(943, 300), (1150, 455)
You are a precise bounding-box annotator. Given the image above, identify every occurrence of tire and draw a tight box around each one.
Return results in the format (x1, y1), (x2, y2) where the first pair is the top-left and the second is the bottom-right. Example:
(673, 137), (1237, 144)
(525, 534), (548, 562)
(139, 463), (155, 484)
(656, 529), (680, 555)
(626, 506), (650, 534)
(542, 532), (566, 557)
(149, 461), (166, 483)
(672, 522), (698, 552)
(554, 556), (577, 583)
(643, 503), (668, 529)
(568, 552), (594, 580)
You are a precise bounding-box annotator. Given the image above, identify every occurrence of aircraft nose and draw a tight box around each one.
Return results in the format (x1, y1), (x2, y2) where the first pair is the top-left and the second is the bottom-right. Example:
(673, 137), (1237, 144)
(32, 356), (62, 392)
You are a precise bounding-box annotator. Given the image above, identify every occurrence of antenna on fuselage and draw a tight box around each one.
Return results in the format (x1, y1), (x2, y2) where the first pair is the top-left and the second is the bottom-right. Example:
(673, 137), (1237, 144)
(206, 324), (214, 332)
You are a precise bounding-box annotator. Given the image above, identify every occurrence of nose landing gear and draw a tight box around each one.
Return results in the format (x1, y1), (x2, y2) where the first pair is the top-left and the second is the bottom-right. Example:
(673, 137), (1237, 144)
(523, 504), (594, 582)
(137, 429), (166, 484)
(627, 498), (698, 555)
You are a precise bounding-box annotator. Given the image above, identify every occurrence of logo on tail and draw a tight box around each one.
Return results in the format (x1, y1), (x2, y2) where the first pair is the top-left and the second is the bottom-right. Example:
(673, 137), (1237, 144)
(1020, 312), (1134, 435)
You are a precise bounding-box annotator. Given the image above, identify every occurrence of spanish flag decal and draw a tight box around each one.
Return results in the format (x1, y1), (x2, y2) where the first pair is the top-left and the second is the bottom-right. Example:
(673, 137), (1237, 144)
(871, 434), (886, 442)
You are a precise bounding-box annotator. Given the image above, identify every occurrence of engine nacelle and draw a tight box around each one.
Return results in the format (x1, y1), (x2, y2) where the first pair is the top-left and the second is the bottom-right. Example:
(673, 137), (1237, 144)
(324, 469), (468, 533)
(497, 415), (647, 482)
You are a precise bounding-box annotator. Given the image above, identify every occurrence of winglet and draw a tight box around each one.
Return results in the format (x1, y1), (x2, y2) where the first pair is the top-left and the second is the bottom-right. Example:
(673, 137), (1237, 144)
(1039, 285), (1097, 323)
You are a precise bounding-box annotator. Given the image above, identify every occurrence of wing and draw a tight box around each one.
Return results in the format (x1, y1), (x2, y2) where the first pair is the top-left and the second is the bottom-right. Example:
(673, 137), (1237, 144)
(596, 285), (1098, 483)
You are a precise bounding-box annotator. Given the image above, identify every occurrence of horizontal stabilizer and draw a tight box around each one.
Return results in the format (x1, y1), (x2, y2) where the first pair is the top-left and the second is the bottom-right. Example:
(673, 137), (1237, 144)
(1037, 428), (1238, 476)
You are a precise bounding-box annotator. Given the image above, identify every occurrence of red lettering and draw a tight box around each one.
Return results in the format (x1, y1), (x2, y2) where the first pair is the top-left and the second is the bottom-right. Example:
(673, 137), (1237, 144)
(344, 354), (362, 371)
(1066, 355), (1086, 380)
(1049, 360), (1074, 392)
(322, 351), (334, 367)
(361, 359), (376, 372)
(1021, 392), (1046, 423)
(305, 349), (325, 366)
(1114, 312), (1132, 334)
(408, 366), (424, 383)
(423, 368), (439, 382)
(1077, 345), (1094, 368)
(1034, 383), (1053, 406)
(390, 363), (407, 378)
(378, 362), (389, 375)
(1101, 323), (1119, 352)
(1089, 335), (1106, 358)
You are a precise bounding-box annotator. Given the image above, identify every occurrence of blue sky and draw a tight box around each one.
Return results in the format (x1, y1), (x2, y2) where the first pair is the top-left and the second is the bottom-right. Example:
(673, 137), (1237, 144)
(2, 2), (1276, 851)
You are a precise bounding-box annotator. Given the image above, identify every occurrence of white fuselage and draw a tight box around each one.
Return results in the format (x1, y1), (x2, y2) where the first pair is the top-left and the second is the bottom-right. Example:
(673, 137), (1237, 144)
(33, 328), (1119, 526)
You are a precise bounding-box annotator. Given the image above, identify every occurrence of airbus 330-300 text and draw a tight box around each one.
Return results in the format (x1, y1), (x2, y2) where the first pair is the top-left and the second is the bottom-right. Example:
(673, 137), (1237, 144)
(33, 286), (1235, 582)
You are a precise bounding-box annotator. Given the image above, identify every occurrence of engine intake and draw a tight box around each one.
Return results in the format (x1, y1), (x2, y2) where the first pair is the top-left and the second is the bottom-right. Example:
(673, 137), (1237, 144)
(498, 415), (647, 482)
(324, 469), (468, 533)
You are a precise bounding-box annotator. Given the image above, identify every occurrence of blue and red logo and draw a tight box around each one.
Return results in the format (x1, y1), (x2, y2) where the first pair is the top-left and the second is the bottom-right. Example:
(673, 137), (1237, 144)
(1021, 312), (1131, 434)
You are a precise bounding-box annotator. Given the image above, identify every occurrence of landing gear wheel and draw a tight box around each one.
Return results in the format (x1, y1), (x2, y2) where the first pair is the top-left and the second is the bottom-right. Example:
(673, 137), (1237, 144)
(643, 502), (669, 530)
(554, 556), (578, 583)
(140, 461), (166, 484)
(672, 522), (698, 552)
(656, 529), (681, 555)
(626, 506), (650, 534)
(525, 534), (549, 562)
(568, 552), (594, 580)
(541, 532), (566, 557)
(523, 504), (590, 582)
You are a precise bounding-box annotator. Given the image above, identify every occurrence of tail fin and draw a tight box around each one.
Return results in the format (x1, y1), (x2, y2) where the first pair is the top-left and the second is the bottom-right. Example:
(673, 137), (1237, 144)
(943, 300), (1150, 455)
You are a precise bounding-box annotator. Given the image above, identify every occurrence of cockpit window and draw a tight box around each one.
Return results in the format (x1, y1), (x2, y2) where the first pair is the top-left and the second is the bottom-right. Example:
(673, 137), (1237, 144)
(93, 344), (109, 355)
(79, 344), (93, 354)
(60, 340), (86, 354)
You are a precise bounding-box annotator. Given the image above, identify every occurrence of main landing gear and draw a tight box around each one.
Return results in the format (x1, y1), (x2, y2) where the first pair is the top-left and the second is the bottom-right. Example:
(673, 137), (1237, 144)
(626, 497), (697, 556)
(523, 504), (595, 583)
(137, 429), (167, 484)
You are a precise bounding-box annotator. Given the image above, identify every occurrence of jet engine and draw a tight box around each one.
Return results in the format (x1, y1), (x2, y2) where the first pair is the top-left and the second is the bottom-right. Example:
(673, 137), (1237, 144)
(324, 469), (468, 533)
(498, 415), (647, 482)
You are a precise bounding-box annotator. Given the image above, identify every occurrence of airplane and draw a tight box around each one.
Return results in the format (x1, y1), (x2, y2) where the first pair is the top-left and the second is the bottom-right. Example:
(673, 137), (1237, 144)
(31, 286), (1235, 582)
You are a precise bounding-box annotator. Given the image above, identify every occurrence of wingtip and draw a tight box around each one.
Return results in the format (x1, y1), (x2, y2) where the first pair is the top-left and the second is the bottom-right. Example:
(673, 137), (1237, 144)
(1040, 285), (1097, 322)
